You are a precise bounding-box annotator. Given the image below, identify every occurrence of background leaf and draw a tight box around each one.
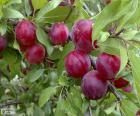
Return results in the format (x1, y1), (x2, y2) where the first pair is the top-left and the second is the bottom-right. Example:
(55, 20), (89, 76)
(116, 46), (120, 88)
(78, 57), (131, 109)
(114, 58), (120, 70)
(39, 86), (57, 107)
(36, 0), (63, 21)
(128, 48), (140, 104)
(2, 8), (24, 18)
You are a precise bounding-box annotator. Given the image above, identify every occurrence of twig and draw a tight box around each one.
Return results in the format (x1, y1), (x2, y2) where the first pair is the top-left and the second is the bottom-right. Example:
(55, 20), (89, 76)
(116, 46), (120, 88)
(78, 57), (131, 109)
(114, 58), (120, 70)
(114, 29), (125, 36)
(110, 29), (125, 38)
(0, 100), (22, 109)
(7, 19), (18, 27)
(108, 82), (122, 101)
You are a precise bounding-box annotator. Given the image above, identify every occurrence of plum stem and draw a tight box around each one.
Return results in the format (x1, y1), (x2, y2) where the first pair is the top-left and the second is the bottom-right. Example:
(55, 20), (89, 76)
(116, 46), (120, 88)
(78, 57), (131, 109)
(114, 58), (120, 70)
(108, 82), (122, 101)
(90, 57), (96, 70)
(109, 29), (125, 38)
(88, 101), (93, 116)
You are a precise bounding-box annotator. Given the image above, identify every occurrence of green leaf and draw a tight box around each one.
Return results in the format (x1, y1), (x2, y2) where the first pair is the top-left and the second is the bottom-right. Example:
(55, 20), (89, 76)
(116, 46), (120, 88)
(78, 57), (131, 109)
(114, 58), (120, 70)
(64, 86), (83, 116)
(36, 27), (53, 56)
(100, 38), (120, 55)
(98, 31), (110, 42)
(57, 42), (74, 75)
(131, 32), (140, 42)
(3, 47), (21, 64)
(121, 30), (138, 41)
(118, 41), (128, 74)
(0, 8), (3, 19)
(0, 0), (8, 5)
(92, 0), (133, 40)
(0, 22), (7, 35)
(43, 7), (71, 23)
(27, 69), (45, 83)
(9, 62), (21, 76)
(6, 0), (21, 6)
(54, 97), (68, 116)
(104, 103), (116, 115)
(2, 8), (24, 18)
(32, 0), (48, 10)
(128, 48), (140, 104)
(39, 86), (57, 107)
(117, 0), (138, 32)
(36, 0), (63, 21)
(58, 76), (68, 86)
(33, 105), (45, 116)
(127, 1), (140, 25)
(121, 99), (138, 116)
(24, 0), (32, 16)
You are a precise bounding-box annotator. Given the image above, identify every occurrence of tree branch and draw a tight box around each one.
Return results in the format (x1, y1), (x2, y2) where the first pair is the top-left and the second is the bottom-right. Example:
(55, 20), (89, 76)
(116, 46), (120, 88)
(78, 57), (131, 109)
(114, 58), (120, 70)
(108, 82), (122, 101)
(0, 100), (22, 109)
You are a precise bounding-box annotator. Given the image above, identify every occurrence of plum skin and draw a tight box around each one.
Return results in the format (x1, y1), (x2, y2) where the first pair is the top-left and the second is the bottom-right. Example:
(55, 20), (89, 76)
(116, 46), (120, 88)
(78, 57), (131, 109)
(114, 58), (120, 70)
(113, 77), (129, 88)
(64, 50), (91, 78)
(96, 53), (120, 80)
(122, 84), (133, 93)
(71, 19), (93, 53)
(25, 44), (46, 64)
(0, 36), (7, 52)
(49, 22), (69, 45)
(15, 20), (36, 46)
(81, 70), (108, 100)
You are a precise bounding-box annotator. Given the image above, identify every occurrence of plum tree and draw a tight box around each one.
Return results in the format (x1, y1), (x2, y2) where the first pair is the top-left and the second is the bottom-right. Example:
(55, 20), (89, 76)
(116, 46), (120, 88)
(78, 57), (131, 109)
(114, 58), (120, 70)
(0, 0), (139, 115)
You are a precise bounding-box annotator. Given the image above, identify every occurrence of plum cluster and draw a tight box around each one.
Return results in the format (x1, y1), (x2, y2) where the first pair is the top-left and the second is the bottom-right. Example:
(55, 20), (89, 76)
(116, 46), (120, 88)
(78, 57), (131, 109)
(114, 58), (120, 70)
(15, 20), (46, 64)
(63, 19), (131, 100)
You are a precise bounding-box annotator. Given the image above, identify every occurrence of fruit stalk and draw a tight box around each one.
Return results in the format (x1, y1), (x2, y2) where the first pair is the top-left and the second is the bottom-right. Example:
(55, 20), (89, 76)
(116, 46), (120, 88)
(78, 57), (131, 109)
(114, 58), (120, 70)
(90, 57), (96, 70)
(88, 102), (93, 116)
(108, 82), (122, 101)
